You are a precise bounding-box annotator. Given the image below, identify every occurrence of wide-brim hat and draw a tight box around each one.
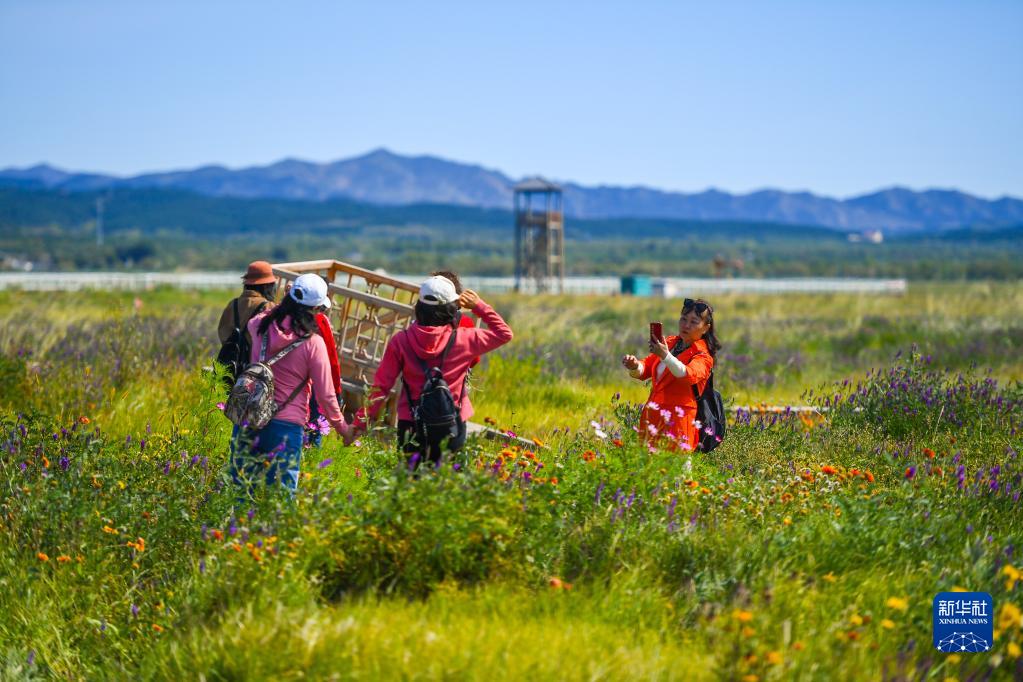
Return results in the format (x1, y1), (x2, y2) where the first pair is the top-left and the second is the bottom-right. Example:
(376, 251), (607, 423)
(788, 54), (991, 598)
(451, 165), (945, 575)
(242, 260), (276, 285)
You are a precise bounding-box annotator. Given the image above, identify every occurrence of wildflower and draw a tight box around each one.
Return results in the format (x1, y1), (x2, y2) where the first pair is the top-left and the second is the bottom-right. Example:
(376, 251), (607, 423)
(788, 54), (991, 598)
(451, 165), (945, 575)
(131, 604), (139, 617)
(37, 552), (49, 562)
(741, 626), (756, 638)
(211, 529), (224, 541)
(78, 416), (90, 424)
(152, 624), (163, 633)
(821, 465), (838, 475)
(923, 447), (936, 458)
(997, 603), (1022, 631)
(532, 437), (545, 448)
(1009, 642), (1022, 659)
(904, 467), (916, 480)
(822, 572), (837, 583)
(41, 456), (50, 468)
(846, 630), (860, 641)
(57, 555), (71, 563)
(216, 402), (226, 411)
(102, 526), (119, 535)
(886, 596), (909, 612)
(1003, 565), (1020, 591)
(318, 458), (333, 469)
(685, 480), (699, 489)
(548, 577), (572, 590)
(880, 618), (895, 629)
(646, 401), (660, 411)
(791, 641), (805, 651)
(849, 614), (863, 626)
(783, 517), (792, 525)
(732, 609), (754, 623)
(864, 471), (875, 483)
(742, 676), (758, 682)
(581, 450), (597, 462)
(765, 650), (783, 665)
(612, 438), (624, 447)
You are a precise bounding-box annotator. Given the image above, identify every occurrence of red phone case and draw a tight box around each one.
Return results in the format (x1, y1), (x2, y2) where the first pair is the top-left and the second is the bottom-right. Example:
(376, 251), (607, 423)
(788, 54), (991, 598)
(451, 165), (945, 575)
(650, 322), (663, 341)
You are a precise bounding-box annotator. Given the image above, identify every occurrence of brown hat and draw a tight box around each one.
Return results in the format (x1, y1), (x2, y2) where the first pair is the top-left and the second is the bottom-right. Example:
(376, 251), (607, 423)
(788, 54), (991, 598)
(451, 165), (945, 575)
(242, 260), (276, 285)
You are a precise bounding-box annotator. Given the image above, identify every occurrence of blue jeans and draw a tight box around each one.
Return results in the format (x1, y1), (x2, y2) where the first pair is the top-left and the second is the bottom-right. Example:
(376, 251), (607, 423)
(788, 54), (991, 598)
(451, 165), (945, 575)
(230, 419), (305, 495)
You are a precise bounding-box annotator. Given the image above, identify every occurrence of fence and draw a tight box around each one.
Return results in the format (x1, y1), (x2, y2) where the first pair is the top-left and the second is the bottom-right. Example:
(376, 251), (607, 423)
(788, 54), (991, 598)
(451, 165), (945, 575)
(0, 272), (908, 295)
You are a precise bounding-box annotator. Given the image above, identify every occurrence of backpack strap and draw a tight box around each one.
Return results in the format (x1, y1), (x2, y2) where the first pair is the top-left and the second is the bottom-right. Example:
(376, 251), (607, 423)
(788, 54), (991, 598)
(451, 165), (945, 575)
(232, 298), (241, 333)
(399, 328), (460, 406)
(692, 370), (713, 402)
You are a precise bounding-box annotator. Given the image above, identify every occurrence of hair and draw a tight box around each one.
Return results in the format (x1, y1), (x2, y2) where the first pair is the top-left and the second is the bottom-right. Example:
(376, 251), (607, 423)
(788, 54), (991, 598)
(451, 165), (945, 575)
(430, 270), (463, 294)
(682, 298), (722, 357)
(257, 293), (319, 338)
(244, 282), (277, 299)
(414, 300), (460, 328)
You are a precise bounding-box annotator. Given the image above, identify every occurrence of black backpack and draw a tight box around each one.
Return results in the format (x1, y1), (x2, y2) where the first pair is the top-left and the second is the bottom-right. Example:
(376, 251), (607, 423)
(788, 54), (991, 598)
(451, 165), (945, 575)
(401, 329), (461, 448)
(692, 372), (726, 452)
(216, 298), (266, 390)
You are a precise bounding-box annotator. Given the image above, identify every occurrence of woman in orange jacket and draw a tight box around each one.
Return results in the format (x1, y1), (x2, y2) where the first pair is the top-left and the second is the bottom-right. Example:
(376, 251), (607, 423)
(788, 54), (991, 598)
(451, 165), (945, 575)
(621, 298), (721, 451)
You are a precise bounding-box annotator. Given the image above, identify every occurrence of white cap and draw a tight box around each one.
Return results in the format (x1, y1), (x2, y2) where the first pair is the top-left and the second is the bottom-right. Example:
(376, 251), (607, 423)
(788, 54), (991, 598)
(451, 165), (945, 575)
(419, 275), (458, 305)
(288, 274), (332, 309)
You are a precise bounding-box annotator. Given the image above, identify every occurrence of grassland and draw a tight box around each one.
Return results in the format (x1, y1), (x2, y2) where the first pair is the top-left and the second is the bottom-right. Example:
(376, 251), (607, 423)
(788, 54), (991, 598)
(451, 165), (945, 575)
(0, 282), (1021, 680)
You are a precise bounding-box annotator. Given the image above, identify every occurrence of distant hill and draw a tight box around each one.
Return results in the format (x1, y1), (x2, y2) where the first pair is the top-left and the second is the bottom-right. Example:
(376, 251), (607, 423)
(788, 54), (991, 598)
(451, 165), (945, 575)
(0, 185), (844, 242)
(3, 149), (1022, 232)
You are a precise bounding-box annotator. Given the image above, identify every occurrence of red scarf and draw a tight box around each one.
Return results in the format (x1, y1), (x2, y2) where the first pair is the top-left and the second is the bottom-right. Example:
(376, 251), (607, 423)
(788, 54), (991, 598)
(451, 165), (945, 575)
(315, 313), (342, 395)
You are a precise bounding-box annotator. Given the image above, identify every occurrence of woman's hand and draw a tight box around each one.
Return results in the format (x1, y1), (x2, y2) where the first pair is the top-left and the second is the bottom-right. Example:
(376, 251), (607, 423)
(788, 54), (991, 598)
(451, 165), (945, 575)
(621, 354), (641, 371)
(458, 289), (480, 310)
(648, 336), (669, 359)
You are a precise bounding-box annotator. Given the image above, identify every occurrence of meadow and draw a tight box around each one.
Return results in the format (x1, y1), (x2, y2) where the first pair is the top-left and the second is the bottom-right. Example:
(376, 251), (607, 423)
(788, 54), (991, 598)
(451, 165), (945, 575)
(0, 282), (1021, 680)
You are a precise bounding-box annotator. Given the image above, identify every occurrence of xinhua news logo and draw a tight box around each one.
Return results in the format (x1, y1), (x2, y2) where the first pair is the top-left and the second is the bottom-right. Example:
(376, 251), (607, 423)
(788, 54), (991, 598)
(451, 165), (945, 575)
(933, 592), (994, 653)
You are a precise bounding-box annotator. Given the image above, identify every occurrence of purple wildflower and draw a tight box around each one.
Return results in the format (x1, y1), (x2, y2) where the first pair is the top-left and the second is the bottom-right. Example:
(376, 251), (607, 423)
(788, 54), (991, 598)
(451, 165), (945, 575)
(318, 458), (333, 469)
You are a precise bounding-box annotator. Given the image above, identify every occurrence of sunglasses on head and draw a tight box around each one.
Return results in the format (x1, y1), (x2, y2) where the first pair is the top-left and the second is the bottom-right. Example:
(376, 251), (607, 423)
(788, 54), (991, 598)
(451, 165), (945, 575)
(682, 298), (712, 315)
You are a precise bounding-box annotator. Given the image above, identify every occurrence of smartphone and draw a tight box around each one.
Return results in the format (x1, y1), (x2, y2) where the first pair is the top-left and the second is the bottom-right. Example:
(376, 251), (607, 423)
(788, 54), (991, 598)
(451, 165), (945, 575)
(649, 322), (664, 342)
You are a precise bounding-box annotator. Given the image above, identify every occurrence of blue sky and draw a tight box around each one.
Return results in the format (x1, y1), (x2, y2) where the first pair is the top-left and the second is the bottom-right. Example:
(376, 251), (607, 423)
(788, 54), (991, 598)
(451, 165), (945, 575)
(1, 1), (1020, 198)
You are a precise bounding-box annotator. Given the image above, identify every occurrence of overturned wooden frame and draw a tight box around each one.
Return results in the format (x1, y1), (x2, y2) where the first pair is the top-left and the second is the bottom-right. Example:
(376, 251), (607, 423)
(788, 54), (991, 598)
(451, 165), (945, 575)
(271, 259), (419, 424)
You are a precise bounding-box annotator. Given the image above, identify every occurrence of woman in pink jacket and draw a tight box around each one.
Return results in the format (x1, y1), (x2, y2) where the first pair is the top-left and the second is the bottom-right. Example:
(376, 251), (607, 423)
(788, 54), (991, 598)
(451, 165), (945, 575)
(355, 275), (513, 467)
(232, 274), (351, 494)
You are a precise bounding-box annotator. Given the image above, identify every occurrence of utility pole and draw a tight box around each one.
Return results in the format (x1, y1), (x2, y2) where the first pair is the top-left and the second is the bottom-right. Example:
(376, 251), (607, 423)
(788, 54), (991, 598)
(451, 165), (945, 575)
(95, 196), (105, 246)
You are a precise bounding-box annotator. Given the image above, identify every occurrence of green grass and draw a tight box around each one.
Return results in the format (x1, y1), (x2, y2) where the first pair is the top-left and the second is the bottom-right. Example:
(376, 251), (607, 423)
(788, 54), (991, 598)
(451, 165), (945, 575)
(0, 283), (1021, 679)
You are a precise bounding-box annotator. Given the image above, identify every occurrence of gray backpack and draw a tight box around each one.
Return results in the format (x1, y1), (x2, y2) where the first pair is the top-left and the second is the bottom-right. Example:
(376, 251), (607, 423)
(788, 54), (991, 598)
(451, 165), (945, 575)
(224, 331), (307, 430)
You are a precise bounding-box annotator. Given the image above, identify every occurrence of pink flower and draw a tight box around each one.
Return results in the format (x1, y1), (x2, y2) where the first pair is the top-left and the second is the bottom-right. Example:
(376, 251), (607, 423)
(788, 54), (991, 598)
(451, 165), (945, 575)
(647, 423), (659, 437)
(674, 406), (686, 418)
(216, 402), (225, 411)
(659, 409), (673, 422)
(646, 401), (660, 411)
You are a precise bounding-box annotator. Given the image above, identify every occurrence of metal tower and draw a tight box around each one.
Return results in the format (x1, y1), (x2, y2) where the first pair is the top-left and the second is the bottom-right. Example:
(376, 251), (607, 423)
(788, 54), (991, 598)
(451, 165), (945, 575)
(513, 178), (564, 293)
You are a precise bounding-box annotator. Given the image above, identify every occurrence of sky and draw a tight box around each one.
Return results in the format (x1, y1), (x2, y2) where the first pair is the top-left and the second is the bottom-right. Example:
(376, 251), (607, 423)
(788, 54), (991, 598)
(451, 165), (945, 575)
(1, 1), (1021, 199)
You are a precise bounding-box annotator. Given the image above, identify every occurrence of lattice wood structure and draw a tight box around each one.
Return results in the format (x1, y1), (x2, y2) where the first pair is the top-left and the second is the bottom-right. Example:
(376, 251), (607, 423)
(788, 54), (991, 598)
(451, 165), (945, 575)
(271, 259), (420, 423)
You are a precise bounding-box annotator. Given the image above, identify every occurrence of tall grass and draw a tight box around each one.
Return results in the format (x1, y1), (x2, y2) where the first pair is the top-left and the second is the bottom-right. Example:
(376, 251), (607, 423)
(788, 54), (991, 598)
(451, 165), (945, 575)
(0, 284), (1021, 679)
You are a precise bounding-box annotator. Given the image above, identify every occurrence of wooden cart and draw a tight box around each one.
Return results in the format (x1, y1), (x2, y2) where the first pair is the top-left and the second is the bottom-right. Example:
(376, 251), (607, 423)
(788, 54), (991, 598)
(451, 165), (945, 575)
(271, 259), (419, 424)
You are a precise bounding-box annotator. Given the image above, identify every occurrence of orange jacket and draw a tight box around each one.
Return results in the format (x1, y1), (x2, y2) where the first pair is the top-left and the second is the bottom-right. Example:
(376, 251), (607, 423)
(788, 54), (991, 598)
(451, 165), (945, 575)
(637, 336), (713, 408)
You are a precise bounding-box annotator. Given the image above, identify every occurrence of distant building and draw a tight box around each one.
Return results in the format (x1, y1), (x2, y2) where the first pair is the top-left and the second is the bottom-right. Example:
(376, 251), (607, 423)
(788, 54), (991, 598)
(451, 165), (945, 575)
(847, 229), (884, 244)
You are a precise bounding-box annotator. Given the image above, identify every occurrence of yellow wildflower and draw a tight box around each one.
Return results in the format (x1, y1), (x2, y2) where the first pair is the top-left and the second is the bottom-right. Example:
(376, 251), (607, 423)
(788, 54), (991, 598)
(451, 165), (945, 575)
(850, 613), (863, 626)
(997, 603), (1022, 632)
(733, 609), (754, 623)
(1008, 641), (1022, 659)
(886, 596), (909, 612)
(881, 619), (895, 629)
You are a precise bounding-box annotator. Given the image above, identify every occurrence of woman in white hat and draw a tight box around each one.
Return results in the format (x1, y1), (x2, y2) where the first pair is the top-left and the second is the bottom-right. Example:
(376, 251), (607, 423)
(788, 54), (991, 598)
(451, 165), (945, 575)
(231, 273), (351, 494)
(355, 275), (513, 468)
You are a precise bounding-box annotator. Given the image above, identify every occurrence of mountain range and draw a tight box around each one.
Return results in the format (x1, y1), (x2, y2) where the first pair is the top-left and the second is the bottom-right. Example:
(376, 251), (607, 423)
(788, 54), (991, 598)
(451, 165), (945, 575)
(2, 149), (1021, 233)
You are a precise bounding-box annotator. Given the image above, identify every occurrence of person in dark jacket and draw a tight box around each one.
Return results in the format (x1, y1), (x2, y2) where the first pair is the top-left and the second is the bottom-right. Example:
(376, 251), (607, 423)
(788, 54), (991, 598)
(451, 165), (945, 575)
(218, 261), (278, 346)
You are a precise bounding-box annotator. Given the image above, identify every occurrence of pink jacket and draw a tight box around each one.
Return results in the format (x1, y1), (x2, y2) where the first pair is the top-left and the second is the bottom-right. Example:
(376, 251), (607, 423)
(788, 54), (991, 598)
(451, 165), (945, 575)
(361, 301), (513, 424)
(247, 311), (347, 432)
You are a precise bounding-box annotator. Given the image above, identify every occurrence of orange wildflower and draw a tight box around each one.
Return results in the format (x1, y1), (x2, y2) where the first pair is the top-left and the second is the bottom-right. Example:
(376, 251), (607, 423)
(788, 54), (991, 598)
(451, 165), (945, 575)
(78, 416), (91, 424)
(102, 525), (118, 535)
(152, 624), (163, 633)
(821, 465), (838, 475)
(923, 447), (936, 459)
(57, 555), (71, 563)
(37, 552), (49, 562)
(612, 438), (624, 447)
(211, 529), (224, 541)
(864, 471), (875, 483)
(41, 456), (50, 469)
